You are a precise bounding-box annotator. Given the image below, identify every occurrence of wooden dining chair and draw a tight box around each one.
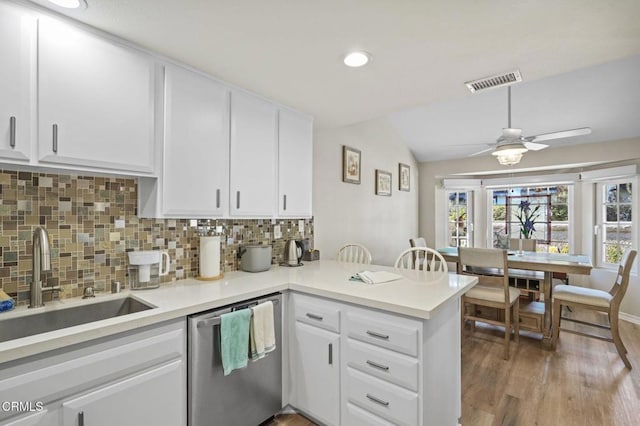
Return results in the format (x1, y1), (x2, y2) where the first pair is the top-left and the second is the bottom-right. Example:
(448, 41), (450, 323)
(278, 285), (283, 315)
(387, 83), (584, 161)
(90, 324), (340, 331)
(458, 247), (520, 360)
(336, 243), (372, 264)
(395, 247), (448, 272)
(409, 237), (427, 248)
(552, 249), (637, 369)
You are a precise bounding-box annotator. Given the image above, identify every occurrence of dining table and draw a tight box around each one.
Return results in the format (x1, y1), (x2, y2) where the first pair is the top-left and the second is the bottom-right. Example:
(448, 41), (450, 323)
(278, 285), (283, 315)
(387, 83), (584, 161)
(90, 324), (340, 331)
(438, 247), (593, 347)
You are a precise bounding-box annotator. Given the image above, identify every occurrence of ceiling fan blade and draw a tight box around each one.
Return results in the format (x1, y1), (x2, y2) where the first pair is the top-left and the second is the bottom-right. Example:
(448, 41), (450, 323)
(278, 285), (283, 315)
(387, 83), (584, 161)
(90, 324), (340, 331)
(523, 141), (549, 151)
(469, 146), (495, 157)
(524, 127), (591, 143)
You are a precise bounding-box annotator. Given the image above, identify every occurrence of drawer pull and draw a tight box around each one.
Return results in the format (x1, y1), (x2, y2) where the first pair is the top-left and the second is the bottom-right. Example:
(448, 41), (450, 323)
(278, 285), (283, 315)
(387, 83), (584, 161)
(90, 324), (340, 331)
(216, 189), (220, 208)
(328, 343), (333, 365)
(236, 191), (240, 209)
(78, 411), (85, 426)
(366, 360), (390, 371)
(366, 330), (390, 340)
(366, 393), (390, 407)
(52, 124), (58, 153)
(9, 116), (16, 148)
(283, 194), (287, 211)
(306, 313), (323, 321)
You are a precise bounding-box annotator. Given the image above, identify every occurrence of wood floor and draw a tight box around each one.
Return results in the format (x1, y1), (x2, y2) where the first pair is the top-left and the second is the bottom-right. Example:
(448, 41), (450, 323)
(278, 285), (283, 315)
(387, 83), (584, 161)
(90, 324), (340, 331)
(268, 310), (640, 426)
(461, 309), (640, 426)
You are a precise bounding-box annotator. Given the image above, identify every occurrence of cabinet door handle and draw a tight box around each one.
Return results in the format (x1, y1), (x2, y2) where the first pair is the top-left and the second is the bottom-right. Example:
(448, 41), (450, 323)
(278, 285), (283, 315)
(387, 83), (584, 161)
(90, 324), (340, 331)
(366, 330), (390, 340)
(366, 393), (390, 407)
(283, 194), (287, 211)
(328, 343), (333, 365)
(216, 189), (220, 208)
(78, 411), (85, 426)
(52, 124), (58, 153)
(366, 360), (390, 371)
(9, 116), (16, 148)
(236, 191), (240, 209)
(305, 313), (323, 321)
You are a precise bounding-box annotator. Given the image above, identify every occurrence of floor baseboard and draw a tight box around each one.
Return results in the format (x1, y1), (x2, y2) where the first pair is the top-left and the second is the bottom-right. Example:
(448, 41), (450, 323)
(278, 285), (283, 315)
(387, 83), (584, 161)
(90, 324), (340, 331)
(620, 312), (640, 325)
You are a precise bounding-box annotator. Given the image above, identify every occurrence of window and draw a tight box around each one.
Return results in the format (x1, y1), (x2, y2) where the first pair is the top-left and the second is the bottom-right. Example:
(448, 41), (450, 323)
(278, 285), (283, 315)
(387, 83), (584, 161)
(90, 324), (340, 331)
(490, 185), (570, 252)
(446, 191), (472, 247)
(597, 180), (633, 266)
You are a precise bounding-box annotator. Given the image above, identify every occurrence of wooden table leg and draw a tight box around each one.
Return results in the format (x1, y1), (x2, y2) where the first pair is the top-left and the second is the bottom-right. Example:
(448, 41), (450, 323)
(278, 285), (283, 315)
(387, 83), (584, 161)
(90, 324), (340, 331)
(542, 271), (553, 348)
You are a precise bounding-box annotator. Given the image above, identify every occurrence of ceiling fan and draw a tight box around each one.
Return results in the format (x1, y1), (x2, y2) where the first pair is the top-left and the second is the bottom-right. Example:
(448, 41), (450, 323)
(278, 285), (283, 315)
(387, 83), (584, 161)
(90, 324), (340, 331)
(472, 86), (591, 165)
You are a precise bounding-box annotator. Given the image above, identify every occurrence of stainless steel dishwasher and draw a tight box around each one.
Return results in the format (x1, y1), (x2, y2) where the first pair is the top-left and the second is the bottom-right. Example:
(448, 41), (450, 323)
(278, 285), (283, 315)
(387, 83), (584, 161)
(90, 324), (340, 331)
(188, 292), (282, 426)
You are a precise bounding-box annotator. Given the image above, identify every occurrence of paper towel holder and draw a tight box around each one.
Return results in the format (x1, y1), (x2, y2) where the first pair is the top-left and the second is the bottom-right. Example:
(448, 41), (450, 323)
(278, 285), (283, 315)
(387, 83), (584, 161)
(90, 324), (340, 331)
(197, 235), (224, 281)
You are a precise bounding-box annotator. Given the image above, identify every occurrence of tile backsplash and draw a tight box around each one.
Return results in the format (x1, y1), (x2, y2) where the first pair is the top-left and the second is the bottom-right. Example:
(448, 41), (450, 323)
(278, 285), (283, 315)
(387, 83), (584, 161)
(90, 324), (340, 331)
(0, 170), (313, 306)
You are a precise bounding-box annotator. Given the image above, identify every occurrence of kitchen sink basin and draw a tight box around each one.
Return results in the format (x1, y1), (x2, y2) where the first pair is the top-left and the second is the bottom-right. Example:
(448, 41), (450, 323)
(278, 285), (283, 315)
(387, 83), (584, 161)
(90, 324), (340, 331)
(0, 297), (155, 343)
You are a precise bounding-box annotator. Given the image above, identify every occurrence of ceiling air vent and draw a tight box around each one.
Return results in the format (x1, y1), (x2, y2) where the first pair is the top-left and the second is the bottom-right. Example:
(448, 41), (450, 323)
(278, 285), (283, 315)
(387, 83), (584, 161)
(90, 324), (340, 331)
(464, 70), (522, 93)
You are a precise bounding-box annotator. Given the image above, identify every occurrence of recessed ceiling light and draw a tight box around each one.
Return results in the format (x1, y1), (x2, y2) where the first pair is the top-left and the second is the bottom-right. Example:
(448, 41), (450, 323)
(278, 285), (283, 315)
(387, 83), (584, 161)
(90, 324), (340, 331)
(47, 0), (85, 9)
(343, 51), (371, 68)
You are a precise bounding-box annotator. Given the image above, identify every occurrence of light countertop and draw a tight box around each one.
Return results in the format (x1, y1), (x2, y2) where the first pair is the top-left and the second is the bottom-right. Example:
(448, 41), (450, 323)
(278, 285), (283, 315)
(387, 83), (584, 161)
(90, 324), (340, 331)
(0, 260), (477, 364)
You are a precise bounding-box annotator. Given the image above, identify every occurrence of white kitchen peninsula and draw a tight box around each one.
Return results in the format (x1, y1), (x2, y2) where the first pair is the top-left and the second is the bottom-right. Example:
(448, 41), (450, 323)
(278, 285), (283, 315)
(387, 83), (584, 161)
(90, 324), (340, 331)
(0, 261), (476, 426)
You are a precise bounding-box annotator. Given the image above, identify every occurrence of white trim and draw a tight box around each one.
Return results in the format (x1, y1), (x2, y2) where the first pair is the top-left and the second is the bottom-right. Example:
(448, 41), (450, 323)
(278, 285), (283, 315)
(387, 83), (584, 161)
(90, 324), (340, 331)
(620, 312), (640, 325)
(441, 178), (482, 189)
(482, 173), (579, 188)
(580, 165), (638, 182)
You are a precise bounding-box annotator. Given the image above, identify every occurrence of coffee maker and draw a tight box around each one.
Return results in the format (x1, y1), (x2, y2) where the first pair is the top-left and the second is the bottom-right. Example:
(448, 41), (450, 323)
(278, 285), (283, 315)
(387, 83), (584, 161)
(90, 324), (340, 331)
(127, 250), (170, 290)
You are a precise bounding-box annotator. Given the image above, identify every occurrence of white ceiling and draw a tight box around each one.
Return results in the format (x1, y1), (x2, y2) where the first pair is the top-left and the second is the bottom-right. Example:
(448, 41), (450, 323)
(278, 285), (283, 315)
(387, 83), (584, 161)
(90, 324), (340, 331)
(24, 0), (640, 162)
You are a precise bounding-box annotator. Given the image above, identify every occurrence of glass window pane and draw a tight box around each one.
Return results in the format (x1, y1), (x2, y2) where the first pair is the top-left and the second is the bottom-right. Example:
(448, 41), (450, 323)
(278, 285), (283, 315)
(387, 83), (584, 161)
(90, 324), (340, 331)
(619, 183), (632, 203)
(604, 244), (623, 264)
(619, 205), (632, 222)
(458, 193), (466, 205)
(551, 204), (568, 221)
(604, 225), (620, 243)
(606, 185), (617, 203)
(606, 205), (618, 222)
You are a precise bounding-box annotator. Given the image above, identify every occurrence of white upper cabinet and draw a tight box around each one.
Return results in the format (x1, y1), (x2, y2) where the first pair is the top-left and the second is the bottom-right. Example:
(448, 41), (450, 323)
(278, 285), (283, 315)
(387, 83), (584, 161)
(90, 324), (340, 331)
(229, 90), (278, 217)
(161, 65), (229, 217)
(278, 108), (313, 218)
(37, 17), (156, 174)
(0, 2), (35, 162)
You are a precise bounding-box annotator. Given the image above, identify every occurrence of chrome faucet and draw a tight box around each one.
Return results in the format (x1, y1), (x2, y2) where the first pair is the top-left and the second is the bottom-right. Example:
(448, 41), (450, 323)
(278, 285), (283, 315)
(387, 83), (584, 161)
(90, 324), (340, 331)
(29, 226), (58, 308)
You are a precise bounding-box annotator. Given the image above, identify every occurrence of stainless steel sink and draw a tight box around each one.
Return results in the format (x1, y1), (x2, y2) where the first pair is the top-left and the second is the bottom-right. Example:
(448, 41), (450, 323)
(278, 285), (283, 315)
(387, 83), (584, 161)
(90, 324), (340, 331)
(0, 297), (155, 343)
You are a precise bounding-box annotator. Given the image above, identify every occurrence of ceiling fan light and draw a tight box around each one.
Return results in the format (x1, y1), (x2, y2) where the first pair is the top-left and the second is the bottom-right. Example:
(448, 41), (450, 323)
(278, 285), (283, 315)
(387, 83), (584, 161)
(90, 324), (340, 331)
(492, 144), (528, 166)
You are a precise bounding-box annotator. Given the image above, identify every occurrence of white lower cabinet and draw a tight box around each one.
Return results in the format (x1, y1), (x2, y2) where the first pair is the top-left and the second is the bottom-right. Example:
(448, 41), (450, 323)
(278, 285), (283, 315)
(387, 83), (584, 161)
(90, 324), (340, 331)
(0, 319), (186, 426)
(289, 294), (341, 425)
(61, 360), (183, 426)
(343, 402), (394, 426)
(290, 292), (462, 426)
(2, 410), (57, 426)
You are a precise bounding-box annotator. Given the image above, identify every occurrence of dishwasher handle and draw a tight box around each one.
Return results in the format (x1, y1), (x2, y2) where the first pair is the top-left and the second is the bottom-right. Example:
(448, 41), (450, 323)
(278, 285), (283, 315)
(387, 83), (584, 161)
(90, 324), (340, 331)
(196, 297), (280, 328)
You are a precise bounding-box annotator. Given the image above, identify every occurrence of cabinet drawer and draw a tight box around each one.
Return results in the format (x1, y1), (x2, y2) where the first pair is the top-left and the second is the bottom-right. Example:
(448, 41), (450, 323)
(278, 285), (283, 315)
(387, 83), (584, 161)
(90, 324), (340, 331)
(293, 294), (340, 333)
(469, 305), (502, 322)
(344, 402), (395, 426)
(345, 310), (419, 357)
(0, 319), (185, 412)
(519, 301), (544, 332)
(345, 338), (419, 392)
(345, 367), (418, 426)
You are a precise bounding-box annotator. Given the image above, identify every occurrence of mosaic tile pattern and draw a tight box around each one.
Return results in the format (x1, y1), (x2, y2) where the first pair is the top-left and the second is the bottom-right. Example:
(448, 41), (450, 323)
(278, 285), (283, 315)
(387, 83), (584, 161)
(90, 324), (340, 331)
(0, 170), (313, 306)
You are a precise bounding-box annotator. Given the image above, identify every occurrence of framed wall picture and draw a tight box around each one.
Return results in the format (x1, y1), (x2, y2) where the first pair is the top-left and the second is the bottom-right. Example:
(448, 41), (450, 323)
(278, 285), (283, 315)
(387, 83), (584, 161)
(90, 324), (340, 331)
(342, 146), (361, 184)
(375, 170), (392, 196)
(399, 163), (410, 191)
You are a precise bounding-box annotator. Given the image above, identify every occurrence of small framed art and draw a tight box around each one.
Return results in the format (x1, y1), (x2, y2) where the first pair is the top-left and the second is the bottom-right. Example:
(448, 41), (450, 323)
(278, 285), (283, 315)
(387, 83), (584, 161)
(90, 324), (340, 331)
(375, 170), (392, 196)
(342, 146), (361, 184)
(399, 163), (410, 191)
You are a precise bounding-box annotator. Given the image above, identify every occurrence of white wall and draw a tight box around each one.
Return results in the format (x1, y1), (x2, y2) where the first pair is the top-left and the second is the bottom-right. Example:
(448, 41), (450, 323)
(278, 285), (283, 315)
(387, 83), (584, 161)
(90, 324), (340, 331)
(313, 119), (419, 266)
(419, 138), (640, 318)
